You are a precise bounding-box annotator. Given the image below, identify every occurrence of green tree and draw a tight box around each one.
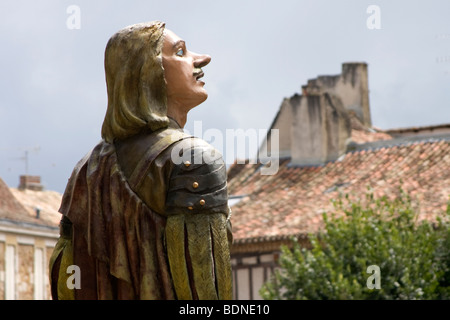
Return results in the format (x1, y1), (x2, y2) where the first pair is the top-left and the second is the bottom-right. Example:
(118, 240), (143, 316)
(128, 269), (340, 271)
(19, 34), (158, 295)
(260, 190), (450, 300)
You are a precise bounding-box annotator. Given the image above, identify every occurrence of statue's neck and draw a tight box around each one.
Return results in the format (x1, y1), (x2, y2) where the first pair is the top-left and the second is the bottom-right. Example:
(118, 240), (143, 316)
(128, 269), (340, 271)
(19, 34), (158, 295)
(166, 104), (188, 128)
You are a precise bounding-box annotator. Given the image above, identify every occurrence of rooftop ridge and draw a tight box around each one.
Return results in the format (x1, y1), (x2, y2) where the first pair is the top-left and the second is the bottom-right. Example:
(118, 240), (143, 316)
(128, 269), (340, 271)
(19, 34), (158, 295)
(230, 137), (450, 171)
(346, 135), (450, 155)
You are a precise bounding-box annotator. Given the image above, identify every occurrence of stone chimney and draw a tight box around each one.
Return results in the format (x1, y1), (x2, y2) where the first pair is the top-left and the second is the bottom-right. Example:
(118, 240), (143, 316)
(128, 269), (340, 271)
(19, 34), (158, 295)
(302, 62), (371, 127)
(18, 175), (44, 191)
(259, 62), (371, 166)
(290, 93), (351, 166)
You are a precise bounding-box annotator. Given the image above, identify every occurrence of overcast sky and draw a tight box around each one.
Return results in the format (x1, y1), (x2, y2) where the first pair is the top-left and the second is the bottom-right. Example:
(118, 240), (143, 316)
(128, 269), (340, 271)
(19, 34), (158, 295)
(0, 0), (449, 193)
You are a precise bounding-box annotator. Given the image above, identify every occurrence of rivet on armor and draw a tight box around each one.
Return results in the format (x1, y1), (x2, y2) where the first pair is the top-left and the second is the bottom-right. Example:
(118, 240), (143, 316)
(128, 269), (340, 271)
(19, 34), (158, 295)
(193, 182), (199, 189)
(199, 199), (206, 206)
(184, 161), (191, 167)
(188, 206), (194, 210)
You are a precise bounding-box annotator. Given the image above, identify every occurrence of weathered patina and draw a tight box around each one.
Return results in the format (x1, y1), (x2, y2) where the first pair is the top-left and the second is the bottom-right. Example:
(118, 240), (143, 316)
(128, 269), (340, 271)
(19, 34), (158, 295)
(49, 21), (232, 300)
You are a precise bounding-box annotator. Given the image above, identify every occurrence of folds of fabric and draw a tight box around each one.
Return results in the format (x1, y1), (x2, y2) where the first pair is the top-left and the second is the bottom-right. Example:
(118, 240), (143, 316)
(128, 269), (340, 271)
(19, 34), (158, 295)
(51, 141), (175, 299)
(49, 237), (75, 300)
(165, 213), (232, 300)
(50, 128), (233, 300)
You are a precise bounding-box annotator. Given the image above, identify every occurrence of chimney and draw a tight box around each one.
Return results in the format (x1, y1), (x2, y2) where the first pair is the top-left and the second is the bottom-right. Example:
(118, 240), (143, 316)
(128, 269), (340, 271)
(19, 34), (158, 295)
(302, 62), (371, 127)
(290, 93), (351, 166)
(259, 62), (370, 166)
(35, 207), (41, 219)
(18, 175), (44, 191)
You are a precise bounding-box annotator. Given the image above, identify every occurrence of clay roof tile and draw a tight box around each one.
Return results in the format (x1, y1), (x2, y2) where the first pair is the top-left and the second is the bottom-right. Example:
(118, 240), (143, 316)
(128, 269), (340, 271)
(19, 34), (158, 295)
(228, 140), (450, 243)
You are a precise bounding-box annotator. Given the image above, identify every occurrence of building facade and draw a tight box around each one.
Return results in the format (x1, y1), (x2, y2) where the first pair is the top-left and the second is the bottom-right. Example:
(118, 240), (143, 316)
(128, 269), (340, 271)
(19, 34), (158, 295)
(0, 176), (60, 300)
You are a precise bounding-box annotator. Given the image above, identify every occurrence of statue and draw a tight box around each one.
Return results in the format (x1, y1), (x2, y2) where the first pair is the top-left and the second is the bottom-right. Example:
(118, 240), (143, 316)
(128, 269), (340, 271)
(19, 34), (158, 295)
(49, 21), (233, 300)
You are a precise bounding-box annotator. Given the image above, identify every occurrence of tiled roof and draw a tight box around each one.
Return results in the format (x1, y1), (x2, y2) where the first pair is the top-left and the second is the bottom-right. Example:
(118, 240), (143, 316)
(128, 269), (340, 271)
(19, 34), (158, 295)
(348, 113), (393, 144)
(0, 178), (60, 230)
(0, 178), (30, 221)
(227, 139), (450, 244)
(10, 188), (62, 228)
(351, 128), (392, 144)
(385, 123), (450, 135)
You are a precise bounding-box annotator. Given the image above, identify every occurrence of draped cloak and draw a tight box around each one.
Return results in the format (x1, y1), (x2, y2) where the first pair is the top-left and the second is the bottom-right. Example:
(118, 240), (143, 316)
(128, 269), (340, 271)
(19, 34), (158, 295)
(49, 122), (233, 300)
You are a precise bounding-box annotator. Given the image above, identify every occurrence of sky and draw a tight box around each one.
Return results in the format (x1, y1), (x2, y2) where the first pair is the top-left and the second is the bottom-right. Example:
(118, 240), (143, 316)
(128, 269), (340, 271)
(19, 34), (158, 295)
(0, 0), (449, 193)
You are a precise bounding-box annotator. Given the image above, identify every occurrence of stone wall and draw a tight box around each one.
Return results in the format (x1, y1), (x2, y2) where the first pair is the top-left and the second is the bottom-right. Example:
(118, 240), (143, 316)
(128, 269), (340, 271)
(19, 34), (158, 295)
(302, 62), (371, 127)
(258, 98), (294, 159)
(0, 230), (57, 300)
(290, 93), (351, 165)
(18, 244), (34, 300)
(259, 62), (370, 166)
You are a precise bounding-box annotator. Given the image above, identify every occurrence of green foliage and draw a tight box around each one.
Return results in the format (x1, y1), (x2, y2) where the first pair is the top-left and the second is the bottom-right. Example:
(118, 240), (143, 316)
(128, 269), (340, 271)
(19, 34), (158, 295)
(260, 190), (450, 300)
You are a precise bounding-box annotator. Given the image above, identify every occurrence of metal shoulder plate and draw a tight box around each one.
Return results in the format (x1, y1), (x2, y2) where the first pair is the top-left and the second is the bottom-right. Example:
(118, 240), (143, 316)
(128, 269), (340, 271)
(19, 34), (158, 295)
(165, 138), (229, 215)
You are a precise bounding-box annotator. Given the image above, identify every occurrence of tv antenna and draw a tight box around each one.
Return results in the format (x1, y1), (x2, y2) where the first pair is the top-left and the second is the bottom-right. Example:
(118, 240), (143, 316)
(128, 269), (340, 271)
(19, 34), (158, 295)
(11, 146), (41, 175)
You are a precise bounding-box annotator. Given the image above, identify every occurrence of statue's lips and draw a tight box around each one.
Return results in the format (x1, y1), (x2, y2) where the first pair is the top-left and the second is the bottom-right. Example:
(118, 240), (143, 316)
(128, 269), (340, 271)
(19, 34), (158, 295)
(194, 71), (204, 81)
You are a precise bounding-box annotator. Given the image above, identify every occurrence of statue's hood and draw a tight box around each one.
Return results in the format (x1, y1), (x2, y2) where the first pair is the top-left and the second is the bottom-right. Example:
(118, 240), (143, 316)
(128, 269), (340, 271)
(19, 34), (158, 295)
(101, 21), (169, 143)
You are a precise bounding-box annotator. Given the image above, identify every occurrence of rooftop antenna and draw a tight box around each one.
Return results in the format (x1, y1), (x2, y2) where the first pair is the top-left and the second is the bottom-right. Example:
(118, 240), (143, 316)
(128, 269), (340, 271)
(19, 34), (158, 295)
(12, 146), (41, 175)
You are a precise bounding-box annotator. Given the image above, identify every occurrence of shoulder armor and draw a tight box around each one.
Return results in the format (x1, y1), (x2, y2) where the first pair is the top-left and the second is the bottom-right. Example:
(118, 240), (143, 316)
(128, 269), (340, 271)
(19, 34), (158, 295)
(166, 138), (229, 215)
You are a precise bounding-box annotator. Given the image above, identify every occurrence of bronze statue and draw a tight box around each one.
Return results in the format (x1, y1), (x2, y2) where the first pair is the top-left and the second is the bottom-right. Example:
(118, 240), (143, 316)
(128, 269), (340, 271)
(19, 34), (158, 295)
(49, 21), (233, 300)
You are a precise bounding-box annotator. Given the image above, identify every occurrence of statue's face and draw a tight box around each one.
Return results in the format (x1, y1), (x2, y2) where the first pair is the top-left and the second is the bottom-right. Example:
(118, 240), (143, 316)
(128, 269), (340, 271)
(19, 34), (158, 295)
(162, 29), (211, 111)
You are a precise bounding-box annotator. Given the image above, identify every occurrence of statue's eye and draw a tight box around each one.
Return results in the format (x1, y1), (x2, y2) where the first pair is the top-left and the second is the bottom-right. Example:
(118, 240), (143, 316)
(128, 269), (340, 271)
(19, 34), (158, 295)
(176, 48), (184, 57)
